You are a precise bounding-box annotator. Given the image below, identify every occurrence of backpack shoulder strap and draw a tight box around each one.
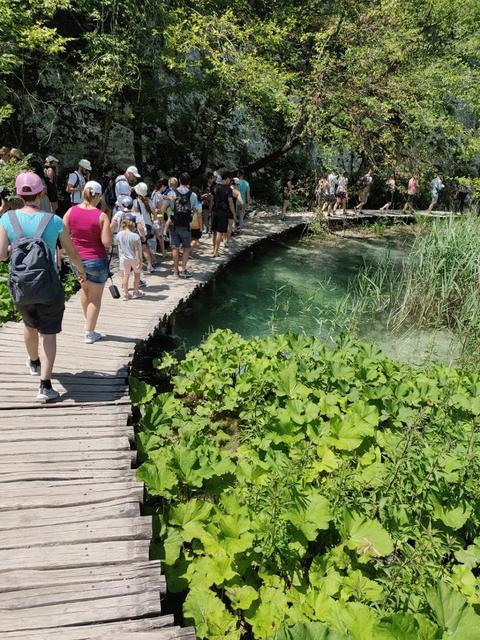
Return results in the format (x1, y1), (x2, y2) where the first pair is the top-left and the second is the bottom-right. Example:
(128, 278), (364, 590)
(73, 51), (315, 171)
(7, 211), (24, 239)
(35, 213), (54, 239)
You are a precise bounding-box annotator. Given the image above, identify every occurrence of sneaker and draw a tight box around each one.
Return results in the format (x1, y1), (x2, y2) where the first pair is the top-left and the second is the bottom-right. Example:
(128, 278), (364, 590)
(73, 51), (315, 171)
(182, 269), (193, 278)
(36, 386), (60, 402)
(139, 278), (147, 288)
(131, 290), (145, 299)
(123, 293), (131, 301)
(84, 331), (102, 344)
(26, 357), (40, 376)
(146, 266), (154, 274)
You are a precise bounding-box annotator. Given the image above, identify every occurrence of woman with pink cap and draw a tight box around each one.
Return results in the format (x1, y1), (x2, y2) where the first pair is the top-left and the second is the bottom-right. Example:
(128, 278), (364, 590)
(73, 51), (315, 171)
(64, 181), (112, 343)
(0, 171), (84, 401)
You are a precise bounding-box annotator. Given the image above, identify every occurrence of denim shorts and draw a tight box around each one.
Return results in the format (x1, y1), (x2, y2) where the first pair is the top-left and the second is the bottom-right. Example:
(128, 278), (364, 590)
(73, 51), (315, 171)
(82, 258), (109, 284)
(169, 226), (191, 249)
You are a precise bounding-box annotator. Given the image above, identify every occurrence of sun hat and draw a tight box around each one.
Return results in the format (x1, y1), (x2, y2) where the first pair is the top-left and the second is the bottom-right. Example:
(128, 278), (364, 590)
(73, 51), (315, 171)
(46, 155), (59, 163)
(119, 195), (133, 209)
(10, 148), (24, 160)
(84, 180), (102, 196)
(78, 159), (92, 171)
(15, 172), (44, 196)
(134, 182), (148, 197)
(126, 165), (141, 178)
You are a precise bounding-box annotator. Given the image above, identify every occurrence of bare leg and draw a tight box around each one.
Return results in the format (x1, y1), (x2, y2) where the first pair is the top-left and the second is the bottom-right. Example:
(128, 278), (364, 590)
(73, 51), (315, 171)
(84, 282), (105, 332)
(122, 271), (130, 296)
(80, 283), (89, 320)
(133, 271), (141, 294)
(39, 333), (57, 380)
(142, 243), (153, 269)
(172, 247), (180, 274)
(181, 248), (191, 270)
(24, 325), (39, 361)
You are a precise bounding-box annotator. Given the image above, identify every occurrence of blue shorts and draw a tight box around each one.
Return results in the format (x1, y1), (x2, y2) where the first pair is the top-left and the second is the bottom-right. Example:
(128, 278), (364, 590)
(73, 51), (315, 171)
(170, 227), (191, 249)
(82, 257), (109, 284)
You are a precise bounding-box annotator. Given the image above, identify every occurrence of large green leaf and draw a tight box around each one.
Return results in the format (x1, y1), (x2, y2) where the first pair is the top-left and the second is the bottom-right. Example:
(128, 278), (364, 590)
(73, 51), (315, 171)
(129, 376), (156, 406)
(183, 588), (240, 640)
(274, 621), (348, 640)
(346, 515), (394, 558)
(427, 582), (480, 639)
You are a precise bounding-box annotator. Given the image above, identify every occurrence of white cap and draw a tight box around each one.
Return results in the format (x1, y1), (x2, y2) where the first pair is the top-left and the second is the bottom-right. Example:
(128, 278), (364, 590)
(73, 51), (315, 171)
(127, 165), (141, 178)
(134, 182), (148, 197)
(233, 177), (240, 184)
(84, 180), (102, 196)
(46, 155), (59, 163)
(79, 159), (92, 171)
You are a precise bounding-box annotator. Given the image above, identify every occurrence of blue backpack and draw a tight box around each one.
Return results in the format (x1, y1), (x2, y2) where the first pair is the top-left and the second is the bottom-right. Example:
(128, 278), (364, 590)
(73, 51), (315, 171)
(7, 211), (63, 305)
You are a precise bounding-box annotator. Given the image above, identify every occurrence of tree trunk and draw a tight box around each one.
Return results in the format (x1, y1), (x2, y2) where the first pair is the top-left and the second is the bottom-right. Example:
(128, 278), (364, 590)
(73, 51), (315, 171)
(242, 136), (302, 174)
(96, 106), (114, 169)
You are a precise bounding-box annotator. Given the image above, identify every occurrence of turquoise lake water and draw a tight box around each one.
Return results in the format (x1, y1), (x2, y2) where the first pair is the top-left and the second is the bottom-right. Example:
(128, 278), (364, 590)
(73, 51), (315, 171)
(175, 232), (458, 366)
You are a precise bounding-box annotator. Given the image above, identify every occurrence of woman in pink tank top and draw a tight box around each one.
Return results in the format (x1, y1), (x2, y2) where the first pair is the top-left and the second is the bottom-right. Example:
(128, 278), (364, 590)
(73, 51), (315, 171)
(64, 181), (112, 344)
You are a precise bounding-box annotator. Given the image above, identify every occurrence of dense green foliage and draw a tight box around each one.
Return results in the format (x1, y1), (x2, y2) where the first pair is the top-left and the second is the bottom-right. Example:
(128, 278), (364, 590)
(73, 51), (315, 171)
(348, 215), (480, 367)
(1, 0), (479, 181)
(0, 262), (16, 323)
(134, 330), (480, 639)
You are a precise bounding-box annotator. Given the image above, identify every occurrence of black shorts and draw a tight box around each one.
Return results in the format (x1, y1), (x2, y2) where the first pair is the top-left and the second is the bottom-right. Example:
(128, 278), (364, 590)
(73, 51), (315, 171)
(141, 224), (154, 244)
(191, 228), (202, 240)
(17, 294), (65, 335)
(212, 211), (228, 233)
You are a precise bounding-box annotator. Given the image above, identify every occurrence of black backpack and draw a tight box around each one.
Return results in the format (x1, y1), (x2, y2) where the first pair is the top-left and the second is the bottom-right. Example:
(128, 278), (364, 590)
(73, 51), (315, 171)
(104, 177), (117, 208)
(172, 189), (193, 228)
(7, 212), (63, 305)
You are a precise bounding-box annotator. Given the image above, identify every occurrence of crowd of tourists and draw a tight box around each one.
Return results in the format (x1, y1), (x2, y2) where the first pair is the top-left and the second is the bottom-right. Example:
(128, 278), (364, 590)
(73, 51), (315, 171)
(0, 153), (252, 402)
(0, 145), (475, 404)
(314, 170), (473, 215)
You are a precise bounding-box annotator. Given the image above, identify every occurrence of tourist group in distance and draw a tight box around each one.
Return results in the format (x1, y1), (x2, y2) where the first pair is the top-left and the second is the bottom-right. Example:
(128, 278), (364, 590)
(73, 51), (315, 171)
(314, 170), (472, 216)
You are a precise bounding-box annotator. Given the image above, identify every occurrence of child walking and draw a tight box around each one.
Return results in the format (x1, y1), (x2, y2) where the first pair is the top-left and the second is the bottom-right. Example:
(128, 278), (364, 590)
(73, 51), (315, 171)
(116, 215), (143, 301)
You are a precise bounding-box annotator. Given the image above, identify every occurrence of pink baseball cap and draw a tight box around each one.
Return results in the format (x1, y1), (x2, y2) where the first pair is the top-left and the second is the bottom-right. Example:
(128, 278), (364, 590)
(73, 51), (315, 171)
(15, 172), (44, 196)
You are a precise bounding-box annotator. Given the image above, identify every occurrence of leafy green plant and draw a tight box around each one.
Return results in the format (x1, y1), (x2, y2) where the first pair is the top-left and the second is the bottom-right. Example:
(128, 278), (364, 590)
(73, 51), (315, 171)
(135, 330), (480, 639)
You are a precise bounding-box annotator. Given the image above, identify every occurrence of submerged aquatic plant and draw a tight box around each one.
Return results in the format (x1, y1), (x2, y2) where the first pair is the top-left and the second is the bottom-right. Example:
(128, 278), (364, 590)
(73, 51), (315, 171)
(346, 215), (480, 368)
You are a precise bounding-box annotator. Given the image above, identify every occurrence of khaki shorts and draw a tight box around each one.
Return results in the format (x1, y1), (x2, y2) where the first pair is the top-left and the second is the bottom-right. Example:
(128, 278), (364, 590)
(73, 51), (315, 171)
(120, 258), (141, 274)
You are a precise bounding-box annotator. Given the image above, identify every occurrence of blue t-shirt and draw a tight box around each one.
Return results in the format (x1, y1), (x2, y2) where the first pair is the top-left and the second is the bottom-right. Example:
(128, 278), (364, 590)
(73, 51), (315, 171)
(237, 179), (250, 207)
(0, 210), (64, 265)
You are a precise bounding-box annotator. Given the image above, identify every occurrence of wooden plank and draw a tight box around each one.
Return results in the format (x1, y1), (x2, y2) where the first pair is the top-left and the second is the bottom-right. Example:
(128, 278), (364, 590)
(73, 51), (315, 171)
(0, 480), (144, 511)
(1, 614), (176, 639)
(1, 449), (134, 465)
(0, 426), (134, 442)
(0, 468), (131, 483)
(0, 538), (151, 573)
(0, 435), (129, 454)
(0, 560), (162, 592)
(0, 516), (152, 550)
(0, 588), (161, 632)
(0, 573), (165, 609)
(0, 498), (142, 532)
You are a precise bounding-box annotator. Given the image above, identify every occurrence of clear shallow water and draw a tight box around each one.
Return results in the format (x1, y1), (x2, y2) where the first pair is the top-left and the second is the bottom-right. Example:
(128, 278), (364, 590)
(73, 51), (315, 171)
(175, 233), (458, 367)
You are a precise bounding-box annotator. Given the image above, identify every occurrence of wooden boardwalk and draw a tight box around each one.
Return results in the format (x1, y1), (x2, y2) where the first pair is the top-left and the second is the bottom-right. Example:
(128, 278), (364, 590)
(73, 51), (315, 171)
(324, 208), (455, 222)
(0, 213), (313, 639)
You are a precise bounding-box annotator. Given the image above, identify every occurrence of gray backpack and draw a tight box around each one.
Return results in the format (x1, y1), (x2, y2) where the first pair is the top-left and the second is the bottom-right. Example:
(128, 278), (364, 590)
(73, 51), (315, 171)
(7, 211), (63, 305)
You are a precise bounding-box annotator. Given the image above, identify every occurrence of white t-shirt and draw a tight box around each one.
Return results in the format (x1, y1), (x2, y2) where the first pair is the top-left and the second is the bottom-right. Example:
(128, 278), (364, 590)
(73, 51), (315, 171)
(68, 171), (86, 204)
(134, 198), (153, 227)
(116, 230), (141, 260)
